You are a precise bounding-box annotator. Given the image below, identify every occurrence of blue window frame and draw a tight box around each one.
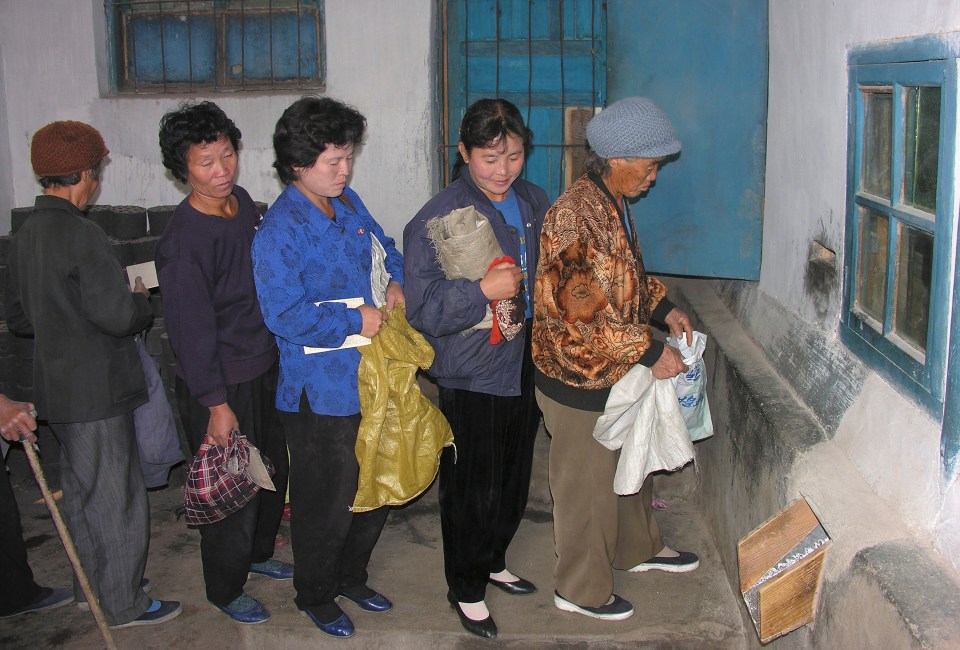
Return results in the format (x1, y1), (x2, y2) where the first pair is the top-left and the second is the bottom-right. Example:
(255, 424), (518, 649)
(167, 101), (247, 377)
(104, 1), (325, 93)
(844, 35), (960, 475)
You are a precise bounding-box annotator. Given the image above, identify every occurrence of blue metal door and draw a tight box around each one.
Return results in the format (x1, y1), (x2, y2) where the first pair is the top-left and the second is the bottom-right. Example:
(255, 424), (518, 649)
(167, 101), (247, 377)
(442, 0), (606, 199)
(443, 0), (766, 280)
(606, 0), (767, 279)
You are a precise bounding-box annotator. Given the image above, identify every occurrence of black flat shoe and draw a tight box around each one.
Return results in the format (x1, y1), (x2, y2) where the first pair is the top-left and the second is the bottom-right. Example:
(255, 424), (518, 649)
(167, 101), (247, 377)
(487, 575), (538, 596)
(447, 593), (497, 640)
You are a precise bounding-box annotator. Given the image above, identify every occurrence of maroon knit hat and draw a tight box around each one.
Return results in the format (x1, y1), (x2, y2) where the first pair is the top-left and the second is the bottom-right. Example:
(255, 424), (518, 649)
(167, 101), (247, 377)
(31, 121), (109, 177)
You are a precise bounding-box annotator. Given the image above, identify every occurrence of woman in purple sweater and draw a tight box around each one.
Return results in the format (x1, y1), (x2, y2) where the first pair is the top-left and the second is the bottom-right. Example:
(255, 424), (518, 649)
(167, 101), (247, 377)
(156, 102), (290, 625)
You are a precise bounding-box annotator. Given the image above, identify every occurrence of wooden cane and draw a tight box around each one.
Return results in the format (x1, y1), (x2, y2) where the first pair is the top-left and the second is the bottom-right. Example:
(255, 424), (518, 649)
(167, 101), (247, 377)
(20, 437), (117, 650)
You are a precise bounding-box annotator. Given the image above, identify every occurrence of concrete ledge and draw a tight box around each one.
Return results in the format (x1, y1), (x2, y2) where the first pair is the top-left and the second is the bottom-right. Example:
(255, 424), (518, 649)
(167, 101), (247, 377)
(713, 279), (865, 436)
(667, 278), (960, 648)
(817, 541), (960, 649)
(665, 279), (826, 586)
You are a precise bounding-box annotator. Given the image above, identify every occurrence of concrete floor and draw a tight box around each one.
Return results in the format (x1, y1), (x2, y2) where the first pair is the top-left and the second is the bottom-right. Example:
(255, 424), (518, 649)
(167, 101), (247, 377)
(0, 415), (747, 649)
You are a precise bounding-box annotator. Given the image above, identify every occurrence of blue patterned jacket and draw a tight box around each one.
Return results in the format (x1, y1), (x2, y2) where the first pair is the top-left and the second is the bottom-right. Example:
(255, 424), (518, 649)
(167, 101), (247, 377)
(252, 184), (403, 415)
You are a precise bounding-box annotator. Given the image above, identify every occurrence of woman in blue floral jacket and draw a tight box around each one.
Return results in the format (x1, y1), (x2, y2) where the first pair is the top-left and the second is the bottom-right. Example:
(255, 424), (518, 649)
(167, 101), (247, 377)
(252, 97), (404, 640)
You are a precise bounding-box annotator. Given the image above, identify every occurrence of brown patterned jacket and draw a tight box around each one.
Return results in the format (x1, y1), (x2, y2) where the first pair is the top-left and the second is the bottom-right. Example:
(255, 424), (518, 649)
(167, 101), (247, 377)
(532, 173), (671, 394)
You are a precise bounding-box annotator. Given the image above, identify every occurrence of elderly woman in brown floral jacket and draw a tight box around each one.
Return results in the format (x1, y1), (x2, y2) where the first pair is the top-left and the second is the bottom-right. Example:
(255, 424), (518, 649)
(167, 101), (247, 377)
(532, 97), (699, 622)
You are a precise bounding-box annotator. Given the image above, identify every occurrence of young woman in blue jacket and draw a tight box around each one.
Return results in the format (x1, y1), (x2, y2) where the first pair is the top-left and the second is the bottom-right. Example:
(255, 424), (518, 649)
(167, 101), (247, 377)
(403, 99), (549, 640)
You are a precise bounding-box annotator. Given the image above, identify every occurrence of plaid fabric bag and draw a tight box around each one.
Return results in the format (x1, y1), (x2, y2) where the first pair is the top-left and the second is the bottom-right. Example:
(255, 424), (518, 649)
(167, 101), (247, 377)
(183, 430), (275, 526)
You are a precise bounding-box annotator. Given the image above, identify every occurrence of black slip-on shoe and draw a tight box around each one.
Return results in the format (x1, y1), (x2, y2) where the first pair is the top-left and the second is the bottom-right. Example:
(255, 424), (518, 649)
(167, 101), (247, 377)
(0, 588), (74, 619)
(553, 590), (634, 621)
(628, 550), (700, 573)
(487, 575), (537, 596)
(447, 592), (497, 639)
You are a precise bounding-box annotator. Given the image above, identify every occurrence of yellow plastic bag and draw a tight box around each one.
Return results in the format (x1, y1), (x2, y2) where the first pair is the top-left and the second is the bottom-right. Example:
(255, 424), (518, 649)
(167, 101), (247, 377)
(353, 307), (453, 511)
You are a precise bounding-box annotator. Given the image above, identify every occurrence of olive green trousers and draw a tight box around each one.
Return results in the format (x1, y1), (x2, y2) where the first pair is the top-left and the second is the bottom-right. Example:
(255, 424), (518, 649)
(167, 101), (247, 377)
(536, 389), (663, 608)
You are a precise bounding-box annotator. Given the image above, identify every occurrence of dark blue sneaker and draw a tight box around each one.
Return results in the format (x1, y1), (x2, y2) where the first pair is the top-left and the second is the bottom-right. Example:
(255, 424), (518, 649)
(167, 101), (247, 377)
(249, 559), (294, 580)
(110, 599), (182, 628)
(0, 588), (74, 619)
(301, 607), (355, 638)
(217, 593), (270, 624)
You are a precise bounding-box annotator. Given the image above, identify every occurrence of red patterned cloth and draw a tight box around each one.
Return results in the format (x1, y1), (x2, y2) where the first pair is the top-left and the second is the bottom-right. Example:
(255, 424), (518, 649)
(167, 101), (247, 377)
(183, 430), (274, 526)
(488, 255), (525, 345)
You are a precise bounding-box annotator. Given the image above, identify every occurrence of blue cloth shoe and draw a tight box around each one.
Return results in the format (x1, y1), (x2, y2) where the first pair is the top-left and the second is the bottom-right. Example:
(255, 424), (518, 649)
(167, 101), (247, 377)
(339, 589), (393, 612)
(249, 559), (294, 580)
(0, 587), (74, 619)
(301, 607), (355, 638)
(217, 593), (270, 624)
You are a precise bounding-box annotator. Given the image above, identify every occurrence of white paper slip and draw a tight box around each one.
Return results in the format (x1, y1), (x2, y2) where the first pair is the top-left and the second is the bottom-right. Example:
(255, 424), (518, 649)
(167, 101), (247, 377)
(304, 297), (372, 353)
(126, 261), (159, 290)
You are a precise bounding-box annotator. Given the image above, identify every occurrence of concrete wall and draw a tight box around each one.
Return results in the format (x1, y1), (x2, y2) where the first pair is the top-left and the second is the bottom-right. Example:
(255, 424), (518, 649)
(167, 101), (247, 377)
(681, 0), (960, 645)
(674, 278), (960, 648)
(0, 0), (436, 244)
(751, 0), (960, 568)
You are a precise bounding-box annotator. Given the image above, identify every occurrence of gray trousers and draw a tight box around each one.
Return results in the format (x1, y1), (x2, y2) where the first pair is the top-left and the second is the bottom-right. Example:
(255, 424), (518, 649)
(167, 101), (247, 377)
(50, 412), (151, 625)
(536, 389), (663, 608)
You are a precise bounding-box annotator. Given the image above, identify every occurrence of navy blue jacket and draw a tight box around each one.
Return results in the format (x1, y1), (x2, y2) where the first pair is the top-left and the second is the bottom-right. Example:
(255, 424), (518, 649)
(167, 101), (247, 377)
(403, 173), (548, 397)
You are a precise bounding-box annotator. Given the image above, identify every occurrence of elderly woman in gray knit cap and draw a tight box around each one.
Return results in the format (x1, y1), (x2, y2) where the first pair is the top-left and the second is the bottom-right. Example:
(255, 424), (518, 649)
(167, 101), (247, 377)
(531, 97), (698, 622)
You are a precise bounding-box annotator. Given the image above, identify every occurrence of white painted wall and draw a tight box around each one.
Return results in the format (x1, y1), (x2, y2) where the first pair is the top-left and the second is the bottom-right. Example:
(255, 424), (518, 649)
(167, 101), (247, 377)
(0, 0), (436, 244)
(765, 1), (960, 567)
(764, 0), (960, 324)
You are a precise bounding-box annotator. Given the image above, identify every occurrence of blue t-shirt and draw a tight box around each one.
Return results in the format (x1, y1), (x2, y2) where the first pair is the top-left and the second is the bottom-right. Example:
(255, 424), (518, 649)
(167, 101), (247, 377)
(492, 189), (532, 318)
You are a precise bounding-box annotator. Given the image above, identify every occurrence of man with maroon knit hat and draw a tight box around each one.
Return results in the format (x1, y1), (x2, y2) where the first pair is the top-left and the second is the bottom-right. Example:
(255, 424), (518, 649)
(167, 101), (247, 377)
(4, 121), (182, 627)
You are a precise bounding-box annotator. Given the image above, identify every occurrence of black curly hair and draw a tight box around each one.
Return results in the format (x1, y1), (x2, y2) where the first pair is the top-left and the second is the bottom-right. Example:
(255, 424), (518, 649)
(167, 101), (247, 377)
(272, 96), (366, 185)
(452, 98), (533, 180)
(159, 101), (241, 183)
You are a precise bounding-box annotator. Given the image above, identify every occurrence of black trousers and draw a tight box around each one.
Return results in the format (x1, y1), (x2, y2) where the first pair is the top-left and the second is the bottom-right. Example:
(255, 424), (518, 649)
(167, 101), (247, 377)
(438, 332), (541, 602)
(177, 361), (288, 607)
(0, 457), (42, 615)
(279, 392), (389, 622)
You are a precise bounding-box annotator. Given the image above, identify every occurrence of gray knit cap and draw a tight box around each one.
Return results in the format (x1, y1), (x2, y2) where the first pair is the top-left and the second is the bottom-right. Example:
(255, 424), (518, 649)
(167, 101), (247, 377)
(586, 97), (681, 159)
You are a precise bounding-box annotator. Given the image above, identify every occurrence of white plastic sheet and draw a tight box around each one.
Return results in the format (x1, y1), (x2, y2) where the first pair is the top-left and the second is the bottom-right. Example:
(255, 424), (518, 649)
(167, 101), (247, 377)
(593, 364), (694, 495)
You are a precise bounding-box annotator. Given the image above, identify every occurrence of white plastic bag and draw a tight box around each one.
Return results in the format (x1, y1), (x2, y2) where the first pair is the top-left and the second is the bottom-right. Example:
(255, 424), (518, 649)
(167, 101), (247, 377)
(667, 331), (714, 442)
(593, 364), (694, 495)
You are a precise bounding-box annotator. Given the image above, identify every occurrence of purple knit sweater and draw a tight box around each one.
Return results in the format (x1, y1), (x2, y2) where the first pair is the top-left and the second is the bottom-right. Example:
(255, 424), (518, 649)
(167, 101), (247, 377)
(155, 186), (276, 407)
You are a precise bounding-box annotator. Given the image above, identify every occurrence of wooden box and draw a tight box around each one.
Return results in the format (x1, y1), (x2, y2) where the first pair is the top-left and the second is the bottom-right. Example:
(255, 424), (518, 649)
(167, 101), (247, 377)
(738, 498), (831, 644)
